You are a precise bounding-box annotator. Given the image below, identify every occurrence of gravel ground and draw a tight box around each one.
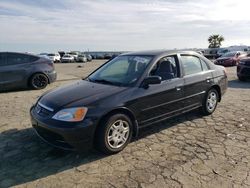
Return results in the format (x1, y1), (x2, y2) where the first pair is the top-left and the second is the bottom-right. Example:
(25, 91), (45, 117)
(0, 60), (250, 188)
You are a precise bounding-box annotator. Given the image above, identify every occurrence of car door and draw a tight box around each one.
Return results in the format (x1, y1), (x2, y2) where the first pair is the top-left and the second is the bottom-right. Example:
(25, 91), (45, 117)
(180, 54), (213, 109)
(0, 52), (30, 89)
(128, 55), (185, 127)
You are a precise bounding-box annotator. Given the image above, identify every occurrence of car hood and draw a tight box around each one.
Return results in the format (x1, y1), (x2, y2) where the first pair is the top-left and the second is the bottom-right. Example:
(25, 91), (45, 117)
(217, 57), (232, 61)
(39, 80), (127, 110)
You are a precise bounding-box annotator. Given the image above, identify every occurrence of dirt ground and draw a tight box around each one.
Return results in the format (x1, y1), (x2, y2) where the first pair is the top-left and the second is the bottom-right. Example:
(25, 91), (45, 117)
(0, 60), (250, 188)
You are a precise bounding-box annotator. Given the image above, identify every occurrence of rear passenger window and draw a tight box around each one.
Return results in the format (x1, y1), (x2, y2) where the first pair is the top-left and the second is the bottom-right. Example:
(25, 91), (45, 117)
(7, 53), (31, 65)
(30, 55), (39, 62)
(181, 55), (202, 75)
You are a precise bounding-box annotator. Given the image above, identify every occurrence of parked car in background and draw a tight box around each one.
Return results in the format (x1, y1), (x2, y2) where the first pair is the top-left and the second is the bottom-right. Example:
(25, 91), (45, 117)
(68, 52), (79, 61)
(61, 54), (74, 63)
(0, 52), (56, 91)
(47, 53), (61, 63)
(30, 50), (227, 154)
(38, 53), (50, 59)
(76, 54), (87, 62)
(86, 54), (92, 62)
(227, 45), (249, 52)
(214, 51), (247, 66)
(217, 48), (229, 57)
(203, 48), (220, 59)
(58, 51), (65, 59)
(104, 53), (112, 59)
(237, 57), (250, 81)
(217, 46), (249, 57)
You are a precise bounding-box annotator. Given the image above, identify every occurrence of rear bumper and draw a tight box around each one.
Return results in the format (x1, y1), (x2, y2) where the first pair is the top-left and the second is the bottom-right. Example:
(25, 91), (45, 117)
(30, 106), (97, 151)
(47, 71), (57, 83)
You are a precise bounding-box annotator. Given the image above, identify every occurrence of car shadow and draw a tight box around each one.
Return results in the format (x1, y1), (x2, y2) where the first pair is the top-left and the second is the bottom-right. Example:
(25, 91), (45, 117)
(0, 110), (202, 187)
(0, 87), (32, 94)
(228, 79), (250, 89)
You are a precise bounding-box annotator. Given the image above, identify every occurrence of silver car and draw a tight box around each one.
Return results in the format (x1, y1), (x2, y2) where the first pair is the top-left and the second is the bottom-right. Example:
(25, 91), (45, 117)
(76, 54), (87, 62)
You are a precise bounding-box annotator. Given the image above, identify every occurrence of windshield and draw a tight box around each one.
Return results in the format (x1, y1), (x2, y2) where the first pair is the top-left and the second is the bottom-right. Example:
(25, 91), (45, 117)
(88, 55), (153, 86)
(48, 54), (55, 56)
(222, 52), (236, 57)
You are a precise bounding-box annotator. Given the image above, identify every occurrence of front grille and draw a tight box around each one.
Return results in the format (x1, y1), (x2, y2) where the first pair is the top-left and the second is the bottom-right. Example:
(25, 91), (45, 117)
(34, 124), (63, 141)
(33, 124), (73, 149)
(35, 103), (53, 117)
(216, 60), (224, 64)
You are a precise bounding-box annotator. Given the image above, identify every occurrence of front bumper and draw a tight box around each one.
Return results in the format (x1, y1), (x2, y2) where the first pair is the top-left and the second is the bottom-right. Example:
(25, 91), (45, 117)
(215, 60), (234, 66)
(61, 59), (73, 63)
(30, 106), (97, 151)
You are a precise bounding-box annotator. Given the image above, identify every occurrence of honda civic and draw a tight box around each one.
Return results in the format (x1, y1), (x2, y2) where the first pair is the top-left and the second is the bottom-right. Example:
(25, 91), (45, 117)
(30, 50), (227, 154)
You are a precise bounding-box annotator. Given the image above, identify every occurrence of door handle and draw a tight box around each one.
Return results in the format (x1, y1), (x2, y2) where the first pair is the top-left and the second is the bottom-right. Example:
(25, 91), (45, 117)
(175, 84), (183, 91)
(206, 77), (212, 83)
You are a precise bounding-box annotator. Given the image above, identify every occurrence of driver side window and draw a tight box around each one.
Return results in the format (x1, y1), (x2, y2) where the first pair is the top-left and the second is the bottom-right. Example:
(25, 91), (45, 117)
(150, 56), (179, 81)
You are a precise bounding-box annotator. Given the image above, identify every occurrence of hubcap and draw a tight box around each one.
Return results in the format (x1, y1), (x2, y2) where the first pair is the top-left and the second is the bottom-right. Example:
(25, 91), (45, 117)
(207, 91), (217, 112)
(33, 75), (47, 88)
(107, 120), (130, 149)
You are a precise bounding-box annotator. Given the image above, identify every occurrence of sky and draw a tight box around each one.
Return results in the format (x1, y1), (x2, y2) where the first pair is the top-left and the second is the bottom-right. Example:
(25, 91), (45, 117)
(0, 0), (250, 53)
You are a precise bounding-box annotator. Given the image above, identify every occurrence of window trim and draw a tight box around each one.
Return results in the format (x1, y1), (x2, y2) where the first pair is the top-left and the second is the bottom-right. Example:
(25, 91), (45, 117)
(6, 52), (35, 66)
(180, 54), (206, 76)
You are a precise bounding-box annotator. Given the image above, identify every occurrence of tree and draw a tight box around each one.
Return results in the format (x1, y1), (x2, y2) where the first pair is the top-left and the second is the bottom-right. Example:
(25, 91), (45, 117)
(208, 34), (225, 48)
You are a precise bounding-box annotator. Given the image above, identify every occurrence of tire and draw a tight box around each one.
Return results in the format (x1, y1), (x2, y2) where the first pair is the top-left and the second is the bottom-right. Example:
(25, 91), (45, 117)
(238, 76), (246, 81)
(201, 88), (218, 115)
(29, 73), (49, 90)
(95, 113), (133, 155)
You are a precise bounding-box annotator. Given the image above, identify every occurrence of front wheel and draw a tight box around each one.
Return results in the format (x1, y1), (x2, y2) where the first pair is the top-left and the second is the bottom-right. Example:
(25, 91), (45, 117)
(201, 89), (218, 115)
(95, 114), (133, 154)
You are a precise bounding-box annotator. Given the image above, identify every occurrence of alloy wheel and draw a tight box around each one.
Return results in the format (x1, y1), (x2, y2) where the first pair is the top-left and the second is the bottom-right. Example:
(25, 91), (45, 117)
(32, 74), (48, 89)
(107, 120), (130, 149)
(206, 91), (217, 112)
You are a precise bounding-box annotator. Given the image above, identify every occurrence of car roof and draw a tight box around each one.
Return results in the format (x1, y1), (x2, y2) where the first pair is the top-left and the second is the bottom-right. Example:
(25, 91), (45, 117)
(121, 50), (199, 56)
(0, 51), (40, 57)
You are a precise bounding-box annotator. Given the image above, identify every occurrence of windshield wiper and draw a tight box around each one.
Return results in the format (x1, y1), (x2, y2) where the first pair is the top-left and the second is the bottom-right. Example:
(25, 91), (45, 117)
(89, 78), (123, 86)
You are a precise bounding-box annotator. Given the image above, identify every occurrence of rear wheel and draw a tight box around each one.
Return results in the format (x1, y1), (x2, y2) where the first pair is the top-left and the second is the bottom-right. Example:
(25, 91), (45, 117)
(95, 114), (133, 154)
(201, 89), (218, 115)
(29, 73), (48, 90)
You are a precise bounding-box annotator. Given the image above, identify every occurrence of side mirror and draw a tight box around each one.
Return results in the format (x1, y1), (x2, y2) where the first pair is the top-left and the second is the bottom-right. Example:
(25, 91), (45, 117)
(141, 76), (161, 88)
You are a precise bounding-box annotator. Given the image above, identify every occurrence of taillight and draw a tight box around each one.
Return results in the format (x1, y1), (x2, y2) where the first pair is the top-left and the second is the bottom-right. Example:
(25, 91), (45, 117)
(47, 60), (54, 68)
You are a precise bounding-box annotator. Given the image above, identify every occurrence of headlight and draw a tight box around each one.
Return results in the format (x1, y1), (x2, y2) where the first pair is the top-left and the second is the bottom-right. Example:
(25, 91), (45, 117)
(52, 107), (88, 122)
(239, 61), (246, 65)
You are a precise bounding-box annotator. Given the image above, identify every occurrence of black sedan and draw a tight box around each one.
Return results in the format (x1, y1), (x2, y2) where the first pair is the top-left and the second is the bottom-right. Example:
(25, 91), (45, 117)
(237, 57), (250, 81)
(0, 52), (57, 91)
(30, 50), (228, 154)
